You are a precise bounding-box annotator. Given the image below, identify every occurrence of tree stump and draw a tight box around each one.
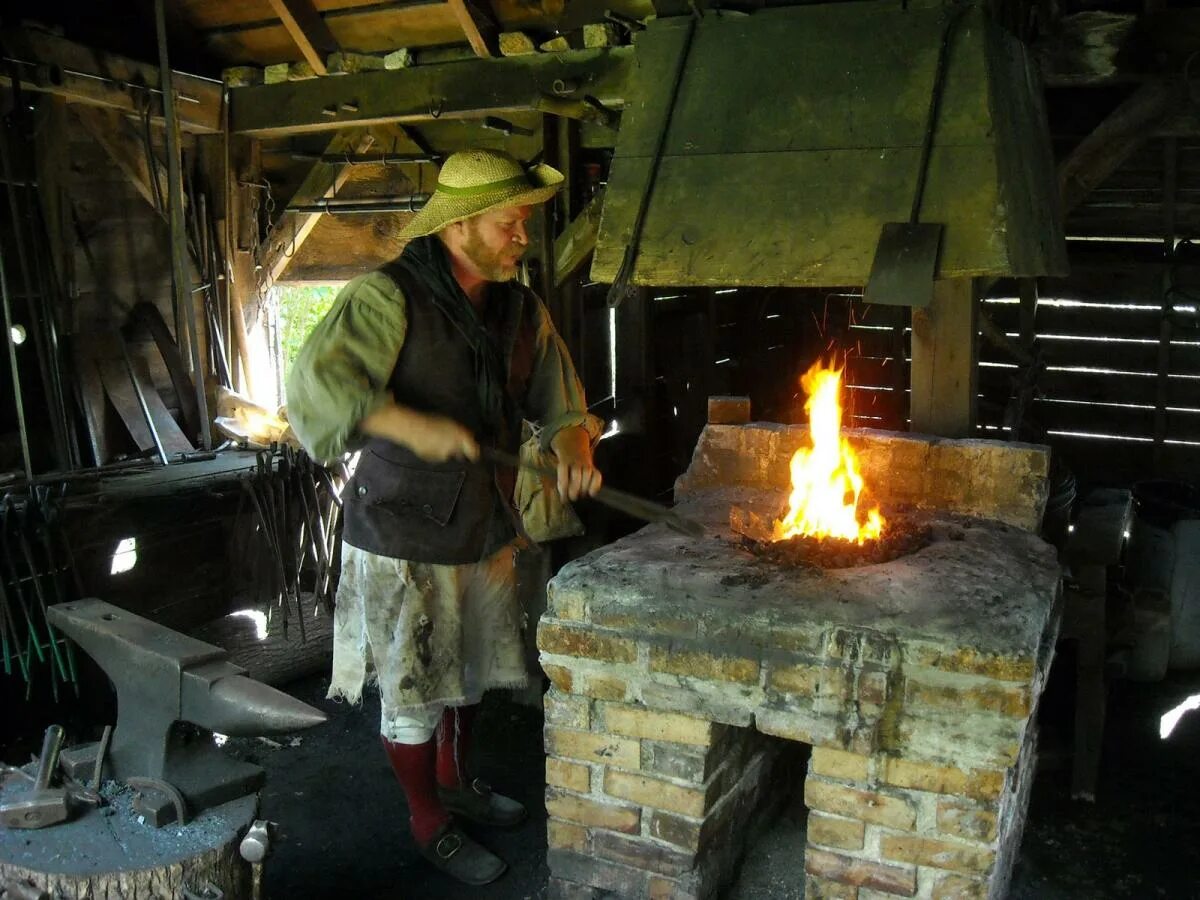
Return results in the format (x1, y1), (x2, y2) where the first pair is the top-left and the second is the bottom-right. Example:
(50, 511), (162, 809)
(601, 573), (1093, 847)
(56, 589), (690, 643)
(0, 779), (255, 900)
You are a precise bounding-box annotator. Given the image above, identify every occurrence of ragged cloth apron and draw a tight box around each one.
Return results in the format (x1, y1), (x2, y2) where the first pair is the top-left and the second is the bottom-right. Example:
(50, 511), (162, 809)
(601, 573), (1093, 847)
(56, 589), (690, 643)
(329, 542), (528, 726)
(327, 238), (536, 720)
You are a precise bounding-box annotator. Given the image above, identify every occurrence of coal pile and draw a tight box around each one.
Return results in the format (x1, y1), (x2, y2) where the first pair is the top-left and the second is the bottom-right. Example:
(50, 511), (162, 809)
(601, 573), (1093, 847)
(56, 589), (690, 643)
(741, 517), (933, 569)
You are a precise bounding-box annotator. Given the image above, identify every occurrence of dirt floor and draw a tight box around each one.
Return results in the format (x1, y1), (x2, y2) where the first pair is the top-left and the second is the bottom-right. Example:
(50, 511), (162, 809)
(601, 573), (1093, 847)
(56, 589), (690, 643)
(219, 666), (1200, 900)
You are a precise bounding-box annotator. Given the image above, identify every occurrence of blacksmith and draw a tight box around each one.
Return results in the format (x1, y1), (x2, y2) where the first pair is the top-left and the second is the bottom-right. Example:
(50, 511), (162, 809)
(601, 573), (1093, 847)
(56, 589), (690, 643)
(286, 149), (601, 885)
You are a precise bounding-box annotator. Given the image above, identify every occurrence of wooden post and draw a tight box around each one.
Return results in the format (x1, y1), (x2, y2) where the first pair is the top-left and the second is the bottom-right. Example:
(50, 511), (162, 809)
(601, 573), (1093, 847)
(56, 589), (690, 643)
(1018, 277), (1038, 353)
(910, 278), (978, 437)
(535, 116), (560, 330)
(540, 114), (586, 363)
(227, 135), (261, 399)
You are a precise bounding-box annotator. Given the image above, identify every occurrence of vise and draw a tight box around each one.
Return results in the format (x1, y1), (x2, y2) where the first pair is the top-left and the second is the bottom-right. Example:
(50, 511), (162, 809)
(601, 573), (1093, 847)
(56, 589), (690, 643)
(46, 599), (326, 826)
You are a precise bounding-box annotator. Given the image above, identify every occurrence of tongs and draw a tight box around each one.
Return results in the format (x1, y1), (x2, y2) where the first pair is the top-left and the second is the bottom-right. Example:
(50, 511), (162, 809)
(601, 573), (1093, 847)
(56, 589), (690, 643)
(481, 447), (704, 539)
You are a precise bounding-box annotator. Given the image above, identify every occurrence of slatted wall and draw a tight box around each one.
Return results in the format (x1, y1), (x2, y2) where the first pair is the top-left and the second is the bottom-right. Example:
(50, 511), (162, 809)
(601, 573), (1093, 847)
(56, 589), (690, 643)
(596, 245), (1199, 499)
(980, 244), (1200, 481)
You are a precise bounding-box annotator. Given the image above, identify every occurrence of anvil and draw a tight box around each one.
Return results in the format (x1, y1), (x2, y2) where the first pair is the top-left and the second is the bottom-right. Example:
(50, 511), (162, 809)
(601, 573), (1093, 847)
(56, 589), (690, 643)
(47, 599), (326, 826)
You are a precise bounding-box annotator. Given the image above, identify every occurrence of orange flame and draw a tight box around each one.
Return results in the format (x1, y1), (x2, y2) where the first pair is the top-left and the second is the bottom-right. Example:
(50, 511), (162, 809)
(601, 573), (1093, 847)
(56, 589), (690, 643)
(773, 361), (885, 545)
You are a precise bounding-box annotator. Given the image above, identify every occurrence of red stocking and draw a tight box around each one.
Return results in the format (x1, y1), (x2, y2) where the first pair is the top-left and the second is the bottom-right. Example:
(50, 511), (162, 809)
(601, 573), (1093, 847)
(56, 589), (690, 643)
(380, 735), (451, 845)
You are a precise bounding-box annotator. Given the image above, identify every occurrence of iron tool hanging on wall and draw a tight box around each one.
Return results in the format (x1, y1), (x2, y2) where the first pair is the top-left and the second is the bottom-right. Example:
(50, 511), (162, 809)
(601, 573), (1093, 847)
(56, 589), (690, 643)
(606, 4), (701, 308)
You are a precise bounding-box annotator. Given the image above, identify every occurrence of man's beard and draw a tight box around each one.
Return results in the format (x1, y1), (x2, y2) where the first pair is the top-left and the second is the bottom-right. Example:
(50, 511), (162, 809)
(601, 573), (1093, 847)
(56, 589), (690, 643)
(462, 224), (523, 282)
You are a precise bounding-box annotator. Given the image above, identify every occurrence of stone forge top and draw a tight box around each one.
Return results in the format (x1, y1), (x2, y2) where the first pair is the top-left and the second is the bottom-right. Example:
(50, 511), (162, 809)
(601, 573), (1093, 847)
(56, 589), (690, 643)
(541, 425), (1062, 769)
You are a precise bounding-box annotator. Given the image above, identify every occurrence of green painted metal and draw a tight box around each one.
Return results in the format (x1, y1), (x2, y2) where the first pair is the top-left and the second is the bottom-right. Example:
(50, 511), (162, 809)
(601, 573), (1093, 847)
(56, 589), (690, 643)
(592, 2), (1067, 287)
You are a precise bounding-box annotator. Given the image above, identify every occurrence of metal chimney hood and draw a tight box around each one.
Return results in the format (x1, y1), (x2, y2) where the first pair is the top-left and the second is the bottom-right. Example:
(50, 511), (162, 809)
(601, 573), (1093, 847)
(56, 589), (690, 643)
(591, 0), (1068, 288)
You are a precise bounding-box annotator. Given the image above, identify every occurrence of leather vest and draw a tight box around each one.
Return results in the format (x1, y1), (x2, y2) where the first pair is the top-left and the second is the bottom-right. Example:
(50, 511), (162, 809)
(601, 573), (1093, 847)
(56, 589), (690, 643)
(342, 261), (536, 564)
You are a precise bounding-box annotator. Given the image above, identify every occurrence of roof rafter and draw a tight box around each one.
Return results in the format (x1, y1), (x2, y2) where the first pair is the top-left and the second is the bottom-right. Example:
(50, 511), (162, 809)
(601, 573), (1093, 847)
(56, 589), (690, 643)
(266, 0), (340, 75)
(448, 0), (501, 58)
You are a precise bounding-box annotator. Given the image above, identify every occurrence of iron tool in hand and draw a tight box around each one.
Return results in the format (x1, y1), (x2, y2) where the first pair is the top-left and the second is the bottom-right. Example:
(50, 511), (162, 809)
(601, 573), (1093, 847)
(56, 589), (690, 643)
(480, 447), (704, 539)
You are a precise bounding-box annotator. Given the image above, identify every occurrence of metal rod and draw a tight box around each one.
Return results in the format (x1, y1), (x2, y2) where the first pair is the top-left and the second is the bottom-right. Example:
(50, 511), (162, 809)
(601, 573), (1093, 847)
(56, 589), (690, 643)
(606, 11), (698, 307)
(2, 55), (219, 98)
(909, 6), (968, 224)
(0, 235), (33, 485)
(479, 447), (704, 538)
(0, 128), (70, 470)
(25, 182), (77, 469)
(155, 0), (211, 450)
(262, 149), (439, 166)
(284, 195), (431, 215)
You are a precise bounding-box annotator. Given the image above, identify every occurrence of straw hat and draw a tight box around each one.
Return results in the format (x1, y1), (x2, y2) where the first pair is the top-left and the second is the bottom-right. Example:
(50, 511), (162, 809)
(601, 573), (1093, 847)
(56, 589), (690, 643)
(398, 149), (563, 240)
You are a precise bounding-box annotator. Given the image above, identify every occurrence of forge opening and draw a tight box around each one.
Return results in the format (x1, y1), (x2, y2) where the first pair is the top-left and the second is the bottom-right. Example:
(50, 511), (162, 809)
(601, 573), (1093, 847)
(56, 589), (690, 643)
(724, 731), (812, 899)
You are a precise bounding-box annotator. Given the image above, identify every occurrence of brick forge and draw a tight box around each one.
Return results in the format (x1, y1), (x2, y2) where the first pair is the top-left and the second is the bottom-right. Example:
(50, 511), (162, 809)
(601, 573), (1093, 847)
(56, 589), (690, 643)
(537, 423), (1062, 900)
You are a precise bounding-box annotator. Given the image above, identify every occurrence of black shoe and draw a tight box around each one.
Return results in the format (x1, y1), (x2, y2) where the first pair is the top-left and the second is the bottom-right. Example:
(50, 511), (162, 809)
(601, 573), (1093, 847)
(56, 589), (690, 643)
(418, 822), (507, 886)
(437, 778), (527, 828)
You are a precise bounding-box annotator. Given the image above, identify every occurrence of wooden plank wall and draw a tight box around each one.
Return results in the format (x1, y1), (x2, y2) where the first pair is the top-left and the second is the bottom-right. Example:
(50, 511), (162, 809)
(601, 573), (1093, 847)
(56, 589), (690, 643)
(980, 243), (1200, 483)
(589, 248), (1198, 502)
(1066, 138), (1200, 240)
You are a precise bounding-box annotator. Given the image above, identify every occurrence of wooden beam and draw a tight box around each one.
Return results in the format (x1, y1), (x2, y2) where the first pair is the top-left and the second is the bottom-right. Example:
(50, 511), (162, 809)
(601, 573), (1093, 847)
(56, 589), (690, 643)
(0, 27), (222, 133)
(257, 128), (377, 285)
(266, 0), (339, 75)
(229, 46), (633, 138)
(72, 106), (170, 217)
(448, 0), (501, 58)
(554, 192), (603, 287)
(910, 278), (978, 438)
(1058, 80), (1180, 215)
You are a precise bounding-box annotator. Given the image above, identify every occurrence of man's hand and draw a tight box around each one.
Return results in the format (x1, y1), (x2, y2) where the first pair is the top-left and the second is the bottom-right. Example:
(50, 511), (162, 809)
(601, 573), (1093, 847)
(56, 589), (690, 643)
(361, 401), (479, 463)
(550, 426), (602, 501)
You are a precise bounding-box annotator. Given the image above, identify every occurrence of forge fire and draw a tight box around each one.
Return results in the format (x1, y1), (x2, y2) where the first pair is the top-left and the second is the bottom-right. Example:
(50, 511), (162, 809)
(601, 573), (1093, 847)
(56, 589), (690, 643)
(773, 360), (884, 545)
(732, 360), (931, 569)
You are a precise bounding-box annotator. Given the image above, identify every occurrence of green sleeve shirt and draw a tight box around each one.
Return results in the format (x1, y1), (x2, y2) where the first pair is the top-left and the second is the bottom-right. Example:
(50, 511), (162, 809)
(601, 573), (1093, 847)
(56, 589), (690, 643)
(285, 271), (599, 463)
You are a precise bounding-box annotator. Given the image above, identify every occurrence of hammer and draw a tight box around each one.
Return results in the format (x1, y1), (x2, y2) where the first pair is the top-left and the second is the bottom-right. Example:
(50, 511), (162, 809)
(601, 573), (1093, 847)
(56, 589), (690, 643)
(0, 725), (69, 829)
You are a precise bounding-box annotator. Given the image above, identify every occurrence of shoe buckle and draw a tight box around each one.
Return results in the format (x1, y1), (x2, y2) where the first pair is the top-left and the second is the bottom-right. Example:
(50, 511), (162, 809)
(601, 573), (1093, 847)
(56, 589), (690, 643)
(471, 778), (492, 797)
(435, 832), (463, 860)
